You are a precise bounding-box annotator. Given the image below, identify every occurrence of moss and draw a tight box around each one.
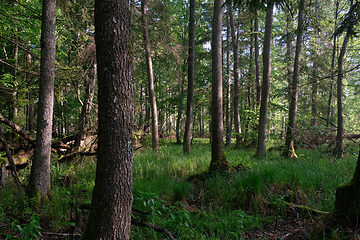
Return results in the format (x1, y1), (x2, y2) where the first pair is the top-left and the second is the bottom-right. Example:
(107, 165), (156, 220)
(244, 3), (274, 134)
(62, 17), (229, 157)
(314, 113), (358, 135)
(209, 151), (232, 173)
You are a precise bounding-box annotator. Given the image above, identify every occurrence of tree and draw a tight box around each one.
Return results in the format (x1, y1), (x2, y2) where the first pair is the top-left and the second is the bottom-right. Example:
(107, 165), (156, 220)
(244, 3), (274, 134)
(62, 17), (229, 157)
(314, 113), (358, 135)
(26, 0), (56, 203)
(142, 0), (159, 151)
(183, 0), (195, 154)
(283, 0), (306, 158)
(209, 0), (231, 172)
(229, 5), (242, 150)
(81, 0), (133, 238)
(255, 1), (274, 158)
(335, 0), (356, 158)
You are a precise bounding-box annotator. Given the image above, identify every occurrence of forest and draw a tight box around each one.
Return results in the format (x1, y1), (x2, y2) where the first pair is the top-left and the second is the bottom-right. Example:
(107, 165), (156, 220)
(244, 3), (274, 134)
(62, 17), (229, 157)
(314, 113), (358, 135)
(1, 0), (360, 239)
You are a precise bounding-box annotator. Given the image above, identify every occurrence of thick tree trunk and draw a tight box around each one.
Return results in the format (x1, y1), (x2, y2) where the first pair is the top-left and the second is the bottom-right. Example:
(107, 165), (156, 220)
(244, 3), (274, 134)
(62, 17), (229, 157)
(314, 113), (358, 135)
(183, 0), (195, 154)
(209, 0), (231, 172)
(229, 6), (241, 150)
(283, 0), (306, 158)
(26, 0), (56, 203)
(142, 0), (159, 151)
(255, 3), (273, 158)
(81, 0), (133, 239)
(332, 149), (360, 221)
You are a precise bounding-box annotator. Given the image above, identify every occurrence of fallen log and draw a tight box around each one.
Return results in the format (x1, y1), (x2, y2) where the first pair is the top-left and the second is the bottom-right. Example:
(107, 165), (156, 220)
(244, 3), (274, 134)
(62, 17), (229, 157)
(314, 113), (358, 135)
(0, 113), (34, 143)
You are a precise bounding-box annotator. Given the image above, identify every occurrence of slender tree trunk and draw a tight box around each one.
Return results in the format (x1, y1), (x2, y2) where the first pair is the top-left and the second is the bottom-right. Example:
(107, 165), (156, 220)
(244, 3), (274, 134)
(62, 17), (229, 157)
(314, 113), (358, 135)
(142, 0), (159, 151)
(283, 0), (306, 158)
(81, 0), (133, 239)
(183, 0), (195, 154)
(74, 60), (97, 151)
(25, 53), (34, 135)
(26, 0), (56, 203)
(209, 0), (231, 172)
(225, 5), (232, 147)
(335, 32), (350, 158)
(327, 0), (339, 127)
(255, 3), (274, 158)
(176, 76), (185, 144)
(229, 5), (241, 149)
(254, 10), (261, 107)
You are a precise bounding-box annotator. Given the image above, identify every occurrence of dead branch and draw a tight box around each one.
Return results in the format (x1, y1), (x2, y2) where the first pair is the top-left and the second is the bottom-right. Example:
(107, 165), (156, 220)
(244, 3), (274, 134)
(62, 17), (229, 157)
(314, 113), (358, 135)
(132, 220), (176, 240)
(0, 59), (39, 76)
(0, 127), (24, 189)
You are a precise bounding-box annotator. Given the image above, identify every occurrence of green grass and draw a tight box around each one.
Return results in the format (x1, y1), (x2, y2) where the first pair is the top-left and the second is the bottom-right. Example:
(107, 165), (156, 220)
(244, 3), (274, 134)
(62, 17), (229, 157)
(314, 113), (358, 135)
(0, 139), (358, 239)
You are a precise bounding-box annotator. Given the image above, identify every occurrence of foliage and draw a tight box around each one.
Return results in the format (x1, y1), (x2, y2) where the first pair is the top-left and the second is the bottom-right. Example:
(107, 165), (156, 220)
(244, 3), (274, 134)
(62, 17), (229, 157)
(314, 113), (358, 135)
(3, 215), (42, 240)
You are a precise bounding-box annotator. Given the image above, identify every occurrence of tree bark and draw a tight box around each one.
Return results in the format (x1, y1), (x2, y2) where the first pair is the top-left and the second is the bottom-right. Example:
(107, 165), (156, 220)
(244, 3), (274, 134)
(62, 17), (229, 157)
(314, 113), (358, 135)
(81, 0), (133, 239)
(26, 0), (56, 203)
(142, 0), (159, 151)
(335, 32), (350, 158)
(209, 0), (231, 172)
(254, 10), (261, 107)
(255, 3), (274, 158)
(229, 5), (241, 150)
(225, 5), (232, 148)
(283, 0), (306, 158)
(176, 76), (185, 144)
(183, 0), (195, 154)
(327, 0), (338, 127)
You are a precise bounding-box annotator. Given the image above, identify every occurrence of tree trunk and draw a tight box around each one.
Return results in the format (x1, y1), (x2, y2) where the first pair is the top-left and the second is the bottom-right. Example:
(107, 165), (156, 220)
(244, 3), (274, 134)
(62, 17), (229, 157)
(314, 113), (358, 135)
(335, 32), (350, 158)
(209, 0), (231, 172)
(183, 0), (195, 154)
(81, 0), (133, 239)
(26, 0), (56, 203)
(330, 148), (360, 225)
(225, 5), (232, 148)
(283, 0), (306, 158)
(327, 0), (338, 127)
(74, 60), (96, 151)
(142, 0), (159, 151)
(255, 3), (274, 158)
(254, 10), (261, 107)
(229, 5), (241, 150)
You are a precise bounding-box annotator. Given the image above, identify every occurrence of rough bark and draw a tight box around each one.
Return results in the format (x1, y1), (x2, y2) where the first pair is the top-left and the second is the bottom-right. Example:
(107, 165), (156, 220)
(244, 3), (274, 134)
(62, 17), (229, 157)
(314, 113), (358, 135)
(183, 0), (195, 154)
(81, 0), (133, 239)
(255, 3), (273, 158)
(209, 0), (231, 173)
(142, 0), (159, 151)
(26, 0), (56, 203)
(283, 0), (306, 158)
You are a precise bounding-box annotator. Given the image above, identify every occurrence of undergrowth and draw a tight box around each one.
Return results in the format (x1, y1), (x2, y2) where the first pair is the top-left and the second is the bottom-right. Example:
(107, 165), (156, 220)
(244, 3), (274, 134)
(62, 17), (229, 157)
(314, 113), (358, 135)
(0, 139), (358, 239)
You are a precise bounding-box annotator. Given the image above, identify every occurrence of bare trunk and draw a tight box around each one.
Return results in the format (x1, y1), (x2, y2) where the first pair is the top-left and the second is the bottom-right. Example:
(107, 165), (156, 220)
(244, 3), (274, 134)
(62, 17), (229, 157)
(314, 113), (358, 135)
(229, 6), (241, 150)
(254, 10), (261, 106)
(26, 0), (56, 203)
(210, 0), (231, 172)
(81, 0), (133, 239)
(335, 32), (350, 157)
(142, 0), (159, 151)
(183, 0), (195, 154)
(283, 0), (306, 158)
(225, 5), (232, 147)
(255, 3), (274, 158)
